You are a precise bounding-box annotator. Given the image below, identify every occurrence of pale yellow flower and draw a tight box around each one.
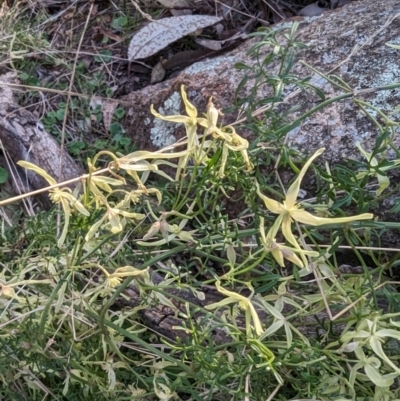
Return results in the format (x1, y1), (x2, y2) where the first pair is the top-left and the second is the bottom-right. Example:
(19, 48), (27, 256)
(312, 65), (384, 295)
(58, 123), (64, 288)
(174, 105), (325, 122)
(199, 98), (253, 178)
(92, 265), (150, 290)
(85, 202), (144, 241)
(18, 161), (89, 247)
(137, 211), (196, 246)
(138, 202), (196, 246)
(256, 148), (373, 250)
(115, 149), (187, 189)
(150, 85), (200, 177)
(259, 217), (318, 268)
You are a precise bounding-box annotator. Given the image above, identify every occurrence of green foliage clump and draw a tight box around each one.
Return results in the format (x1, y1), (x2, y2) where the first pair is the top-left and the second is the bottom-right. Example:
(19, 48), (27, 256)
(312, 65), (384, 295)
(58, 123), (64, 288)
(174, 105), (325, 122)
(3, 20), (400, 401)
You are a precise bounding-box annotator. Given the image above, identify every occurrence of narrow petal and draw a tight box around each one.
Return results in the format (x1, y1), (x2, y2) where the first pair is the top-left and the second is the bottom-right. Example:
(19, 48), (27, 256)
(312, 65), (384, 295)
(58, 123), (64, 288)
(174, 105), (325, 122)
(204, 297), (237, 310)
(197, 117), (209, 128)
(85, 214), (107, 242)
(240, 150), (253, 172)
(247, 302), (263, 336)
(291, 209), (373, 226)
(263, 320), (285, 337)
(370, 337), (400, 374)
(206, 97), (219, 128)
(215, 281), (248, 302)
(58, 198), (71, 247)
(61, 192), (90, 216)
(150, 105), (190, 124)
(136, 234), (175, 246)
(255, 182), (286, 214)
(113, 209), (145, 220)
(121, 150), (188, 163)
(376, 173), (389, 195)
(280, 248), (304, 268)
(119, 162), (157, 172)
(92, 176), (125, 186)
(107, 208), (123, 233)
(286, 148), (325, 208)
(356, 142), (377, 166)
(266, 216), (284, 240)
(364, 365), (395, 387)
(281, 215), (301, 248)
(18, 160), (57, 186)
(218, 145), (229, 178)
(181, 85), (198, 120)
(111, 266), (149, 278)
(271, 247), (285, 267)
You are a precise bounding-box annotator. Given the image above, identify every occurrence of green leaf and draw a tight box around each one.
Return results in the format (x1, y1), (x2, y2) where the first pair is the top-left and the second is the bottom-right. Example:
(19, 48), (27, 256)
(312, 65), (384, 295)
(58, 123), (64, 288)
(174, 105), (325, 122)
(68, 141), (86, 155)
(19, 72), (40, 86)
(119, 137), (131, 147)
(388, 198), (400, 213)
(113, 133), (123, 142)
(113, 107), (125, 119)
(226, 244), (236, 267)
(235, 62), (251, 70)
(95, 50), (112, 63)
(0, 167), (8, 184)
(109, 122), (124, 135)
(111, 16), (127, 29)
(56, 108), (65, 121)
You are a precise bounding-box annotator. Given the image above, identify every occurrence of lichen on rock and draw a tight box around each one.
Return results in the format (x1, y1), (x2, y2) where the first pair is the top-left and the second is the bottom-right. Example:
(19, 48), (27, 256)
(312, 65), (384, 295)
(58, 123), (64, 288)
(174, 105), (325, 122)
(146, 91), (181, 148)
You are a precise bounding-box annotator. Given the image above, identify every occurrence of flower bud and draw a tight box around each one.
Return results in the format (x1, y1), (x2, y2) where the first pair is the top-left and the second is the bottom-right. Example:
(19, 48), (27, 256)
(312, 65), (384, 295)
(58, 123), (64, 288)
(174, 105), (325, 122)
(207, 97), (219, 129)
(143, 221), (161, 240)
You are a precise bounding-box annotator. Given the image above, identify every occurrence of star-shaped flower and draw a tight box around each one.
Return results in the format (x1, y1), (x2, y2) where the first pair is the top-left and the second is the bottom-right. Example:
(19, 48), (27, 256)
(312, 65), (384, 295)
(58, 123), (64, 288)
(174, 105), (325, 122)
(18, 161), (89, 247)
(256, 148), (373, 250)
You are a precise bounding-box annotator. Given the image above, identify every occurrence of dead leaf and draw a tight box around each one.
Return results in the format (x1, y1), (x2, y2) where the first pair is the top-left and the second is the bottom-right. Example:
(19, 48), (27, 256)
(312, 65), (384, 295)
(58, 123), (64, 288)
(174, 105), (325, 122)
(128, 15), (222, 60)
(298, 2), (329, 17)
(151, 61), (166, 84)
(195, 38), (222, 51)
(100, 27), (122, 42)
(195, 31), (244, 51)
(102, 100), (118, 132)
(214, 23), (224, 36)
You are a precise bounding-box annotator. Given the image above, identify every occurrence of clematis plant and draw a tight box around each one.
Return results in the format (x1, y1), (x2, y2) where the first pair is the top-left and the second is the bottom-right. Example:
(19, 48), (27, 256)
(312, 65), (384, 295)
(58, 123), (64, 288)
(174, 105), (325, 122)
(256, 148), (373, 251)
(18, 161), (90, 247)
